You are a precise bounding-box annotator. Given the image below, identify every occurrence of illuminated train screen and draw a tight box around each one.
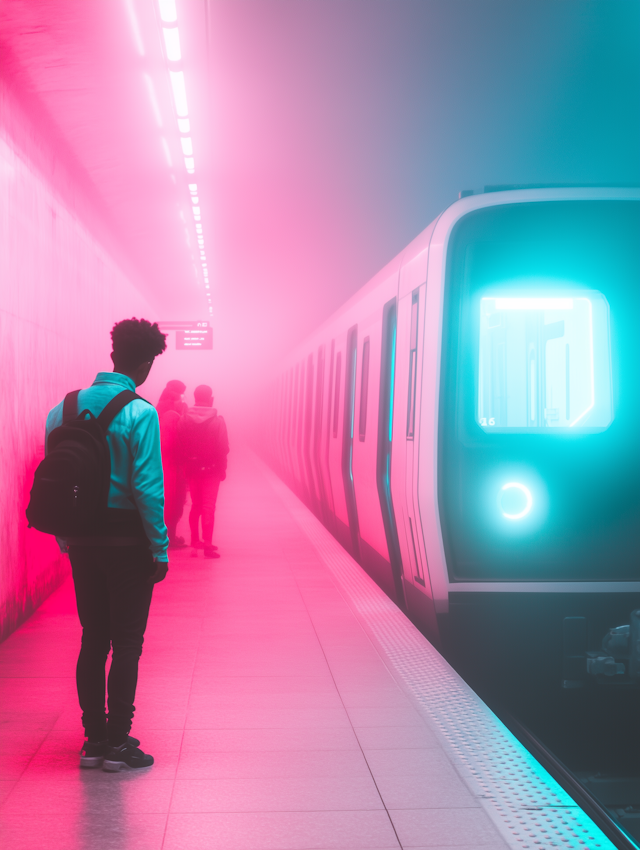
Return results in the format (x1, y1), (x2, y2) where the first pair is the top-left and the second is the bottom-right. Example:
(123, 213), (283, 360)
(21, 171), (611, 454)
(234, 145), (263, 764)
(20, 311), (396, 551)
(439, 201), (640, 583)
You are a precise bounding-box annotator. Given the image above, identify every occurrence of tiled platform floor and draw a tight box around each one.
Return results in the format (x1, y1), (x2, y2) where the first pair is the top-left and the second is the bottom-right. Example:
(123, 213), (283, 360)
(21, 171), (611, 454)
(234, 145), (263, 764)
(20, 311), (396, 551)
(0, 449), (511, 849)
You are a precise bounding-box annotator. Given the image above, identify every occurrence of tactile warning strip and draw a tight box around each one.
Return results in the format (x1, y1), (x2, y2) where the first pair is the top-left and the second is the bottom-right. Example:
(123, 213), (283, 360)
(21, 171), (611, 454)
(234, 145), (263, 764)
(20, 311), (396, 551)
(265, 466), (617, 850)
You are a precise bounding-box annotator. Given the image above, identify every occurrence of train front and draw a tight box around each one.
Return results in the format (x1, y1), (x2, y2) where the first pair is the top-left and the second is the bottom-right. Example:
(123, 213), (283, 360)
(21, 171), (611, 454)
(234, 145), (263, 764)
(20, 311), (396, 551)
(424, 189), (640, 754)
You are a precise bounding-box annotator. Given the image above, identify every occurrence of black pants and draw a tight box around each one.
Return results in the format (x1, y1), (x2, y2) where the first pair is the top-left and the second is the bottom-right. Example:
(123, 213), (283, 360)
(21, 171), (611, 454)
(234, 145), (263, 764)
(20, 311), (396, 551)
(69, 544), (154, 745)
(188, 473), (221, 546)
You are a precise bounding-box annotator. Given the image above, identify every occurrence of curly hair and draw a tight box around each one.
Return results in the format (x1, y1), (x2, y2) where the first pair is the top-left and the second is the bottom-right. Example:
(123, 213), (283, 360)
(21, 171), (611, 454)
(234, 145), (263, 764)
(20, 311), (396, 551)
(111, 318), (167, 372)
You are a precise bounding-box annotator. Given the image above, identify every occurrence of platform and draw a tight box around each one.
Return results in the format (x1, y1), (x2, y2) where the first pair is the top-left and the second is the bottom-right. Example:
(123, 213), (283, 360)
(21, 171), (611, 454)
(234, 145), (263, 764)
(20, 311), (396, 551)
(0, 449), (615, 849)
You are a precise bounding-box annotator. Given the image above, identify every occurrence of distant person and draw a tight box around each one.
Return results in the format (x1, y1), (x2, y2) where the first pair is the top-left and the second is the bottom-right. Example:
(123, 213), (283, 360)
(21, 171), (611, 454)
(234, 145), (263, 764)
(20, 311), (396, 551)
(156, 383), (188, 548)
(178, 385), (229, 559)
(43, 318), (169, 771)
(156, 380), (187, 417)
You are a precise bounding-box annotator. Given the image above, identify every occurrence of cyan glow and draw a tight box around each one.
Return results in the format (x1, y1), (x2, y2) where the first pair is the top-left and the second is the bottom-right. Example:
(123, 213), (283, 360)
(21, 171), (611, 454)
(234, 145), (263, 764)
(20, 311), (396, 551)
(495, 297), (573, 311)
(499, 482), (532, 520)
(477, 290), (611, 432)
(569, 298), (594, 427)
(349, 345), (357, 441)
(389, 321), (396, 442)
(162, 27), (181, 63)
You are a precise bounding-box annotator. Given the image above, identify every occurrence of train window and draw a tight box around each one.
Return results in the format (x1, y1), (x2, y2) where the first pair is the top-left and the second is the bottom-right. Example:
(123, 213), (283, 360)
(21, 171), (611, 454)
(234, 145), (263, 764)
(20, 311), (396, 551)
(477, 291), (612, 432)
(333, 352), (341, 437)
(358, 337), (370, 441)
(406, 290), (419, 439)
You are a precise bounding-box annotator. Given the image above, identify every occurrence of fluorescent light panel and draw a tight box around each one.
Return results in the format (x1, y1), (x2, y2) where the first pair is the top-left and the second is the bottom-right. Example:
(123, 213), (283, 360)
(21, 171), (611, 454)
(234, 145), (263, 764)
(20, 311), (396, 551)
(162, 27), (181, 62)
(158, 0), (177, 23)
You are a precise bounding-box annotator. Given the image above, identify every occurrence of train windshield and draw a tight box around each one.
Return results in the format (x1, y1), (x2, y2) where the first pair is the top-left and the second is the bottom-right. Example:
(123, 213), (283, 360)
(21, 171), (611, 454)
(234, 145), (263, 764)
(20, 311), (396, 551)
(439, 199), (640, 582)
(477, 291), (612, 432)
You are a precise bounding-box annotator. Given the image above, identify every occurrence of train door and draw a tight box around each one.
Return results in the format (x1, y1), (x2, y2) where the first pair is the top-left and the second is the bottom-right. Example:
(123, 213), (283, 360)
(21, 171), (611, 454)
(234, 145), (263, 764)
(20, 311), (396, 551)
(303, 353), (319, 513)
(313, 344), (332, 525)
(391, 284), (439, 639)
(321, 341), (336, 523)
(327, 343), (349, 547)
(275, 375), (285, 471)
(296, 361), (309, 501)
(341, 325), (360, 560)
(376, 299), (406, 607)
(290, 364), (301, 489)
(285, 368), (295, 482)
(404, 287), (430, 591)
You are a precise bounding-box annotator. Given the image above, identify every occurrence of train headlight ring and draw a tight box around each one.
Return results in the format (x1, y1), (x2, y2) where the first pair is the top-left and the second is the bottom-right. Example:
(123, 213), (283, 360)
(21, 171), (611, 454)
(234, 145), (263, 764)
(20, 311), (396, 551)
(499, 482), (533, 520)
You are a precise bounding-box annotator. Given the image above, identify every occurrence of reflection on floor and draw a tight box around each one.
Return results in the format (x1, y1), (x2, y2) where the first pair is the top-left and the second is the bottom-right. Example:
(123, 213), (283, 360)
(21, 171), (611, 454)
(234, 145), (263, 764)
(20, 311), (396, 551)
(0, 449), (505, 850)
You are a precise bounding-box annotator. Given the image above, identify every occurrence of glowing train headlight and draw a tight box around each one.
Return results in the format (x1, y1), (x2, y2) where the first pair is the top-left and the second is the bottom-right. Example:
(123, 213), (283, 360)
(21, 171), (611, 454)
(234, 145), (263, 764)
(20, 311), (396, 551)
(498, 482), (533, 520)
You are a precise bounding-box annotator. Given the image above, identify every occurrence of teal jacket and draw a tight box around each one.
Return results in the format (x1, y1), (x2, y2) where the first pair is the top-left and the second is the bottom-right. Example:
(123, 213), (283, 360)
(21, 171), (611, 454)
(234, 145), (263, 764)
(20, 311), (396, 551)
(46, 372), (169, 561)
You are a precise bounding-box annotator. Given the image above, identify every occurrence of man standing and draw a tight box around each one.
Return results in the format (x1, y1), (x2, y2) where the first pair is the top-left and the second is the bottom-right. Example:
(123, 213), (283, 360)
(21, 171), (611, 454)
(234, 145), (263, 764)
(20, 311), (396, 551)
(179, 385), (229, 559)
(45, 318), (169, 771)
(157, 386), (188, 548)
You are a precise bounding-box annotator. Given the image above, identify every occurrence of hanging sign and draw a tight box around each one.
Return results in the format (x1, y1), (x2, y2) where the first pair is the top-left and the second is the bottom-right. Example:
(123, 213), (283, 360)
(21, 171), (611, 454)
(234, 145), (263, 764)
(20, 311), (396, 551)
(158, 321), (213, 350)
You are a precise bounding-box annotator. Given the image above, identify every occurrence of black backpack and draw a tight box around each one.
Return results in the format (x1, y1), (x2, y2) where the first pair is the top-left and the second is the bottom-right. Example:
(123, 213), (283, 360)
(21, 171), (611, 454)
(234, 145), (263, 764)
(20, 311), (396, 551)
(26, 389), (145, 537)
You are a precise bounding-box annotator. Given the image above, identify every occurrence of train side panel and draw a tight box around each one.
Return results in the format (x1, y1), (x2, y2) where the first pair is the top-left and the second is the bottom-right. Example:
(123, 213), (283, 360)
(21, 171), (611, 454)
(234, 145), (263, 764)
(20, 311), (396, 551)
(351, 272), (401, 600)
(390, 223), (440, 638)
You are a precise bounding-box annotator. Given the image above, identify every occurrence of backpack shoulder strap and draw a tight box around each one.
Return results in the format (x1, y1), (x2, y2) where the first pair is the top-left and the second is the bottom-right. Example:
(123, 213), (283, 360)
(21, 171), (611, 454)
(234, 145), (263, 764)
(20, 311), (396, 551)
(97, 390), (149, 432)
(62, 390), (81, 424)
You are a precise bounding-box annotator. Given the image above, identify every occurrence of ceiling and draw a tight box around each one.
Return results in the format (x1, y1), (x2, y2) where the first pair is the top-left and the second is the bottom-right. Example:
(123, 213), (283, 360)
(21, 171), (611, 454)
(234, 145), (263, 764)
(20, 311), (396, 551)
(1, 0), (639, 400)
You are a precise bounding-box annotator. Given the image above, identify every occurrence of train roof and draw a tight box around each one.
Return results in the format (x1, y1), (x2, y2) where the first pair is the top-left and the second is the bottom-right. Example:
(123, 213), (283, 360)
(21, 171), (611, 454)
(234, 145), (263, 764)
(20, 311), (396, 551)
(281, 186), (640, 367)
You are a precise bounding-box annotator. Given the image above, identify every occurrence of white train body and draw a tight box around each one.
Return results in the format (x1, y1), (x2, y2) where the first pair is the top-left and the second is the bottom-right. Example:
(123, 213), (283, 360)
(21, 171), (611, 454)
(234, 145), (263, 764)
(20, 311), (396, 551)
(266, 187), (640, 655)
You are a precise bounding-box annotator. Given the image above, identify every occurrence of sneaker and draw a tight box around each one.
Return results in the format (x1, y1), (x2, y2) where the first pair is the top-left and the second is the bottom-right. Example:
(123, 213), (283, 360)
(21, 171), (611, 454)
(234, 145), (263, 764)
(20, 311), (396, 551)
(192, 540), (217, 550)
(80, 734), (140, 768)
(204, 545), (220, 559)
(168, 538), (187, 550)
(103, 741), (154, 771)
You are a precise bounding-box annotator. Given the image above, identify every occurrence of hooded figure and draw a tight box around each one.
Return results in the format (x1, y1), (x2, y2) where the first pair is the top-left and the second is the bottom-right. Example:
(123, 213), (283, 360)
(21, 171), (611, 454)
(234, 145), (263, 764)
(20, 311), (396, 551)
(178, 384), (229, 559)
(156, 382), (188, 547)
(156, 380), (187, 418)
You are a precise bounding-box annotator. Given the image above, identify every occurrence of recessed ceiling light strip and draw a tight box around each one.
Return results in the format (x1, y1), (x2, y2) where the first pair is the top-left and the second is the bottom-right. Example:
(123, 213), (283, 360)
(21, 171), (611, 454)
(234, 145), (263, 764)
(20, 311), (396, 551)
(127, 0), (212, 314)
(157, 0), (212, 313)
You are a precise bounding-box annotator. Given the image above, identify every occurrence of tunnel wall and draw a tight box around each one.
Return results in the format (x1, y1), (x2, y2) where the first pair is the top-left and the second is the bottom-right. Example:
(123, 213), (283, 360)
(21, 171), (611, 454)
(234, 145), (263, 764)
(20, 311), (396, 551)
(0, 78), (155, 642)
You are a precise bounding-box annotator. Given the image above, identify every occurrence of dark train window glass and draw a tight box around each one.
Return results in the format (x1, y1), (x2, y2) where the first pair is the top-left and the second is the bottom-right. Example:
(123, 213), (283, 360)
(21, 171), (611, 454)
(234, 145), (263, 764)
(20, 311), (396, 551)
(333, 352), (341, 437)
(406, 291), (419, 439)
(477, 292), (612, 432)
(358, 337), (370, 441)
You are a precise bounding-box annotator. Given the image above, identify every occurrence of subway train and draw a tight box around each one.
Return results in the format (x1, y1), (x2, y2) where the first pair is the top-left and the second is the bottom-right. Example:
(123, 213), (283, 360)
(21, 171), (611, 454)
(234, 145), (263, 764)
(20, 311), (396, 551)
(264, 186), (640, 727)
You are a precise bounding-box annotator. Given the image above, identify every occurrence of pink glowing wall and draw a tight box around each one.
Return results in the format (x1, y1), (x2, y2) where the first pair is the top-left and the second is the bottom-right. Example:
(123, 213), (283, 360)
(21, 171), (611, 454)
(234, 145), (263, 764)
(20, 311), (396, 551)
(0, 78), (155, 641)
